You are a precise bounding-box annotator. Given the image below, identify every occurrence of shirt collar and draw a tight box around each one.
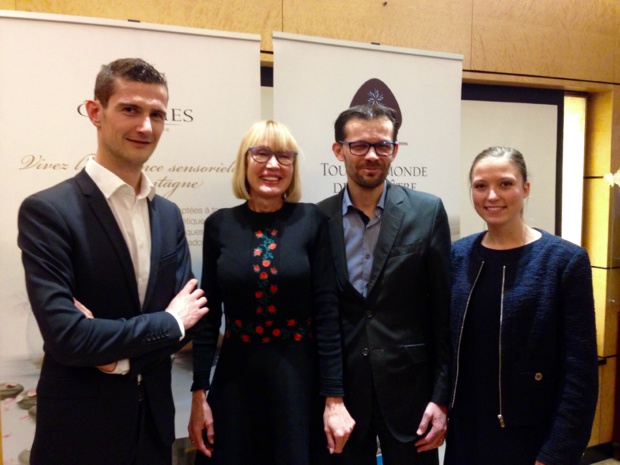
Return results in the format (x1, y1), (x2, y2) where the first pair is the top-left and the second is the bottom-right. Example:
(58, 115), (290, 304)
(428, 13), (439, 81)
(341, 181), (387, 216)
(85, 156), (155, 200)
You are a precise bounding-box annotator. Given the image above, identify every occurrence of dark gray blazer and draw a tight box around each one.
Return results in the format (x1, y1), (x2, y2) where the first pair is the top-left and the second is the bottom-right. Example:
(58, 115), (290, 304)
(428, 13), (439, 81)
(18, 169), (193, 465)
(318, 182), (451, 442)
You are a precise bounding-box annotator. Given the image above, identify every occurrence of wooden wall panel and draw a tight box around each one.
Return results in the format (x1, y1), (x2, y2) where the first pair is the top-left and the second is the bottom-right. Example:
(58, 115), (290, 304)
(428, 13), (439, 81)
(581, 85), (620, 448)
(587, 301), (616, 447)
(590, 268), (618, 445)
(589, 365), (602, 446)
(462, 71), (615, 93)
(585, 91), (613, 177)
(616, 12), (620, 84)
(600, 358), (616, 442)
(604, 282), (620, 357)
(15, 0), (281, 52)
(282, 0), (473, 69)
(471, 0), (617, 83)
(583, 180), (611, 268)
(592, 267), (620, 358)
(612, 88), (620, 178)
(8, 0), (620, 82)
(592, 268), (609, 355)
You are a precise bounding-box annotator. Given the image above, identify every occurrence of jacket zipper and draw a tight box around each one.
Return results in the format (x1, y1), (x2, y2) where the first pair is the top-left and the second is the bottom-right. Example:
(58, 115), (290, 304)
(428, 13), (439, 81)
(451, 261), (507, 428)
(450, 261), (485, 409)
(497, 265), (506, 428)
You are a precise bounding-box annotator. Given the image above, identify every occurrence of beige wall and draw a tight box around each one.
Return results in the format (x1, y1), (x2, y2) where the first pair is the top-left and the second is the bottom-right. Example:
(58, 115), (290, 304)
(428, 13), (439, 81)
(2, 0), (619, 448)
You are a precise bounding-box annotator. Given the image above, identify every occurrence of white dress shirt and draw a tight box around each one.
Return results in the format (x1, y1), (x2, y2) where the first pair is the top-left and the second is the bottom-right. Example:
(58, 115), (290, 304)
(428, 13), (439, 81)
(84, 157), (183, 374)
(86, 157), (154, 307)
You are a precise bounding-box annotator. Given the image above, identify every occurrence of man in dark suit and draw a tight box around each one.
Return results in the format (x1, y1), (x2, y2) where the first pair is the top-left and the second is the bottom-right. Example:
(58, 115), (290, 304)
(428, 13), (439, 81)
(318, 104), (451, 465)
(17, 58), (208, 465)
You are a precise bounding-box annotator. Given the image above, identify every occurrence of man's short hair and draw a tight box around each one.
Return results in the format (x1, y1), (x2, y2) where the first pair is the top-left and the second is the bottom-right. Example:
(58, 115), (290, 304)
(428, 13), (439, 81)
(334, 104), (400, 142)
(94, 58), (168, 108)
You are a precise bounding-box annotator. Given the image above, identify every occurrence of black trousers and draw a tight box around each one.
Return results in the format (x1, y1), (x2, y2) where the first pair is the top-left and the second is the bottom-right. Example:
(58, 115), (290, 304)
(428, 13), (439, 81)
(133, 389), (172, 465)
(333, 390), (439, 465)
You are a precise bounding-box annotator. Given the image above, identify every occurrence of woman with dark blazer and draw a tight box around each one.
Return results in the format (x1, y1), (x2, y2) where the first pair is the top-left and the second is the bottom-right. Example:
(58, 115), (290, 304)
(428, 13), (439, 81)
(446, 147), (598, 465)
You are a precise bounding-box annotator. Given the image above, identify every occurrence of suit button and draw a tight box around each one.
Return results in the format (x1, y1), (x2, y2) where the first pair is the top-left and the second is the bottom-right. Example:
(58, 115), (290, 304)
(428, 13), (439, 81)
(534, 372), (543, 381)
(362, 348), (370, 357)
(365, 310), (374, 318)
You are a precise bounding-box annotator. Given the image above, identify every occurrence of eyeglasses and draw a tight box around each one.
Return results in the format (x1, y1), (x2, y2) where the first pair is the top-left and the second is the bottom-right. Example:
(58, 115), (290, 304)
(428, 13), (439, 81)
(339, 140), (397, 157)
(248, 146), (297, 166)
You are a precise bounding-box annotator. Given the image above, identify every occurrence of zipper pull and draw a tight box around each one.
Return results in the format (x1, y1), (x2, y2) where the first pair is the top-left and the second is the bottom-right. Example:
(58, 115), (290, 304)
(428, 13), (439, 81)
(498, 414), (505, 428)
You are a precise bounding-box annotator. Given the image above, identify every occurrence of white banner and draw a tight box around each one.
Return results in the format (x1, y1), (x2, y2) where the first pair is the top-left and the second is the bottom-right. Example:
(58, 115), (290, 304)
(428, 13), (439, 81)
(0, 11), (260, 459)
(272, 32), (463, 238)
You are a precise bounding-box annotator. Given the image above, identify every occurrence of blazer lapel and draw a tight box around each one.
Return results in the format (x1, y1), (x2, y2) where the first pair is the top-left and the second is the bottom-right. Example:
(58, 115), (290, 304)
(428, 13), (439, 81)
(76, 170), (141, 311)
(142, 197), (161, 312)
(325, 192), (349, 285)
(367, 184), (405, 295)
(325, 191), (365, 299)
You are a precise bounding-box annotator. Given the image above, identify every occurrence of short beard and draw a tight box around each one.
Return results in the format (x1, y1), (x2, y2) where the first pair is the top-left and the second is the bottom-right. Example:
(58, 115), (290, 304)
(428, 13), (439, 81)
(350, 172), (387, 190)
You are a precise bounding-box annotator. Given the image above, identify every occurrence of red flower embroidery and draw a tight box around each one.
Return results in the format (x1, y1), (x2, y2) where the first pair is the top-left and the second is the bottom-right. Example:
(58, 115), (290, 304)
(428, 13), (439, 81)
(255, 291), (263, 299)
(242, 335), (250, 342)
(294, 333), (302, 341)
(268, 305), (276, 313)
(256, 326), (264, 334)
(262, 260), (271, 267)
(262, 337), (270, 343)
(256, 230), (264, 237)
(253, 264), (260, 272)
(272, 328), (281, 337)
(268, 243), (276, 250)
(270, 267), (278, 275)
(287, 319), (296, 327)
(270, 285), (278, 293)
(266, 320), (273, 326)
(271, 229), (278, 236)
(256, 307), (263, 314)
(259, 272), (268, 280)
(235, 320), (242, 327)
(254, 248), (262, 256)
(225, 330), (230, 338)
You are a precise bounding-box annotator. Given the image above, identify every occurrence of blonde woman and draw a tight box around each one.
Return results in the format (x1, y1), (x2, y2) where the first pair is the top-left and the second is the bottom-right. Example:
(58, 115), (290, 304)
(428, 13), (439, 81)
(188, 121), (354, 465)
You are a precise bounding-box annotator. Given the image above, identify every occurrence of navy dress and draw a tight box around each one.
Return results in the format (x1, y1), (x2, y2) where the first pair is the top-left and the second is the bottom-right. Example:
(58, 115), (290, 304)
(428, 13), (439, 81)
(192, 202), (344, 465)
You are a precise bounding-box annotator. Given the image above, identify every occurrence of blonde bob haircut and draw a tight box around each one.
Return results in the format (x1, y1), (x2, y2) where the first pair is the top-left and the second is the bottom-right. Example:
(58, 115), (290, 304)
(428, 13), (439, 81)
(232, 120), (302, 203)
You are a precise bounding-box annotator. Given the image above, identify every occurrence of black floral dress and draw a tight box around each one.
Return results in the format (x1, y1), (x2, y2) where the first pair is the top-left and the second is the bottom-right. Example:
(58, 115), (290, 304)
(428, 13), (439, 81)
(192, 202), (344, 465)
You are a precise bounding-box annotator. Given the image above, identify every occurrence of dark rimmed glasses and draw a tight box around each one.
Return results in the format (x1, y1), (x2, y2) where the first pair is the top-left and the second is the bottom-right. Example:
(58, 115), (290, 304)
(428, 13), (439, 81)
(248, 146), (297, 166)
(339, 140), (398, 157)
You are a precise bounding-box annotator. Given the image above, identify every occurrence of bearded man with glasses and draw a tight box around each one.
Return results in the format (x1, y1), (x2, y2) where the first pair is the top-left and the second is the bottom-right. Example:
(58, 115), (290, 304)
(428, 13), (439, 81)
(318, 104), (451, 465)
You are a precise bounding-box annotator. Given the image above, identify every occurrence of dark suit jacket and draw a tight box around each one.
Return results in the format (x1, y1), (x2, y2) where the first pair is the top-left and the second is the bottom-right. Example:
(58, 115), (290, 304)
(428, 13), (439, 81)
(18, 169), (193, 465)
(318, 183), (451, 442)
